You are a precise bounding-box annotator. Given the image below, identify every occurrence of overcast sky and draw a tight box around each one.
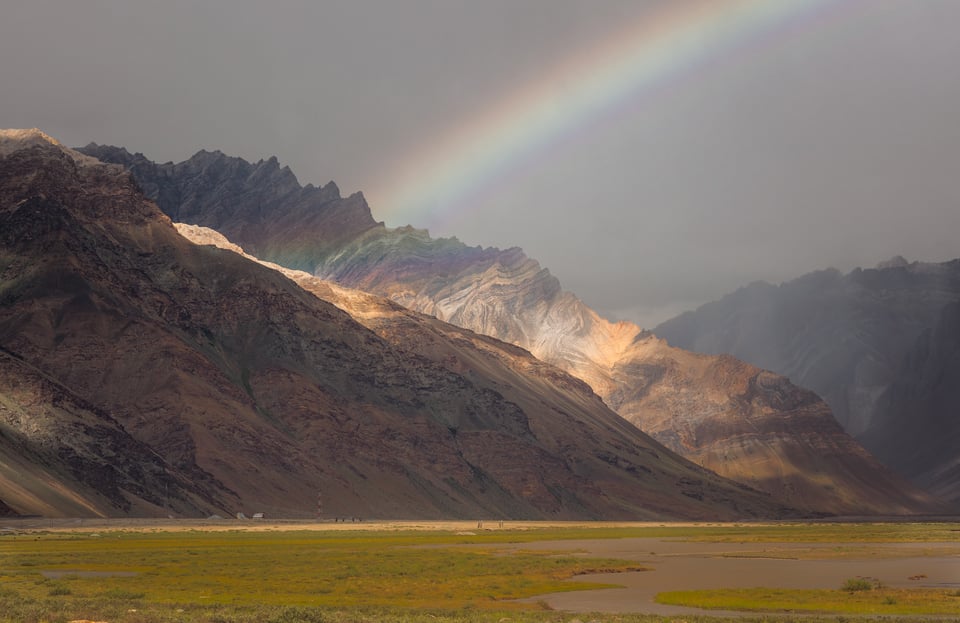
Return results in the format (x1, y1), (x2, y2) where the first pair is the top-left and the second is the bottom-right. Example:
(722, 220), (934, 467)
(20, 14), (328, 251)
(4, 1), (960, 327)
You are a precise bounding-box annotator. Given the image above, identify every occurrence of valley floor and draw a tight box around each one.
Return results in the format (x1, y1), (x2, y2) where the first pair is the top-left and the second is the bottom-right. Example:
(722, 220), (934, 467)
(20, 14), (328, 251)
(1, 519), (958, 622)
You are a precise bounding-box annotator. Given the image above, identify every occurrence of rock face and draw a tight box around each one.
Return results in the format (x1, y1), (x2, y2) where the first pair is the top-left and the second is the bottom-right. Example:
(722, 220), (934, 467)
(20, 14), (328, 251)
(862, 301), (960, 503)
(82, 143), (948, 515)
(0, 129), (793, 520)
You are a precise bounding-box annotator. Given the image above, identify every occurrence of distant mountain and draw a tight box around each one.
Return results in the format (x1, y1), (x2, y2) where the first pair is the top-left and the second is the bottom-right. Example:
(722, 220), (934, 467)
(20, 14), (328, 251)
(0, 129), (791, 520)
(653, 260), (960, 503)
(862, 301), (960, 502)
(654, 262), (960, 436)
(81, 143), (947, 515)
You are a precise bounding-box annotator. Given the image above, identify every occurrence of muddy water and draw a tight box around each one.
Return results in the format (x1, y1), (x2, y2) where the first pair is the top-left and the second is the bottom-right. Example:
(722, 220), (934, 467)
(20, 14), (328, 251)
(513, 538), (960, 615)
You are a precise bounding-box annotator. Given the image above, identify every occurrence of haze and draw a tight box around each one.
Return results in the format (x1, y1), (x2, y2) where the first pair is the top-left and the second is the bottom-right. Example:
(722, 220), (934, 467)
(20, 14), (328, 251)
(4, 0), (960, 327)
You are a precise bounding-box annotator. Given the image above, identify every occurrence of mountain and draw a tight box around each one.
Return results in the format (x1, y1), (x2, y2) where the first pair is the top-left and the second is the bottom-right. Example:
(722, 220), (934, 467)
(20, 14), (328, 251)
(862, 301), (960, 503)
(653, 261), (960, 502)
(0, 129), (792, 520)
(80, 143), (947, 515)
(177, 223), (797, 519)
(653, 262), (960, 436)
(79, 143), (380, 272)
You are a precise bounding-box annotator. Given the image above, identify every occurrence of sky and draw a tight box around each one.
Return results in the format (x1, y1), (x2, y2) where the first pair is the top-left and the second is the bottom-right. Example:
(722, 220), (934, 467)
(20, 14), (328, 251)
(4, 0), (960, 328)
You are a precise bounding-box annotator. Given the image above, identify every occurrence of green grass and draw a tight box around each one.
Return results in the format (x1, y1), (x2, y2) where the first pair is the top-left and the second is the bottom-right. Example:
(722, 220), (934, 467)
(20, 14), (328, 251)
(0, 528), (642, 621)
(841, 577), (877, 592)
(656, 586), (960, 616)
(647, 521), (960, 543)
(1, 522), (957, 622)
(3, 596), (924, 623)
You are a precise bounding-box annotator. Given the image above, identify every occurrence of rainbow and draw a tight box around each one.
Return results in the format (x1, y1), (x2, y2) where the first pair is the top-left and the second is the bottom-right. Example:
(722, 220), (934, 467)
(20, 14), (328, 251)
(373, 0), (837, 230)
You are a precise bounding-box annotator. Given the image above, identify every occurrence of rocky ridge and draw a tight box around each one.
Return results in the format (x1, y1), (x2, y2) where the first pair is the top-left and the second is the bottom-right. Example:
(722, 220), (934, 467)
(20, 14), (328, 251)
(79, 143), (379, 272)
(80, 143), (948, 515)
(0, 129), (791, 519)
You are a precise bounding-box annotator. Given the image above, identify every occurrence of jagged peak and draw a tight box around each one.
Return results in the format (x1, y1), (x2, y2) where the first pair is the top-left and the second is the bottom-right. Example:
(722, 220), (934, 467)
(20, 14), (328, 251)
(81, 143), (159, 168)
(0, 128), (61, 151)
(195, 148), (226, 157)
(1, 128), (106, 170)
(81, 141), (147, 161)
(251, 156), (290, 173)
(183, 148), (235, 169)
(321, 180), (341, 198)
(82, 141), (125, 154)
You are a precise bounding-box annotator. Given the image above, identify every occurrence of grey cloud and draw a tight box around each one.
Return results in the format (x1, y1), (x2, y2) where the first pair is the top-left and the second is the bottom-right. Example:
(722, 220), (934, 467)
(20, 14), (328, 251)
(3, 1), (959, 327)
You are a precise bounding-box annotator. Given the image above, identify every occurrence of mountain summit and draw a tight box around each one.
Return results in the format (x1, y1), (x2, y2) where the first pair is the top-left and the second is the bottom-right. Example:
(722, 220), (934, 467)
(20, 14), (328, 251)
(80, 142), (947, 515)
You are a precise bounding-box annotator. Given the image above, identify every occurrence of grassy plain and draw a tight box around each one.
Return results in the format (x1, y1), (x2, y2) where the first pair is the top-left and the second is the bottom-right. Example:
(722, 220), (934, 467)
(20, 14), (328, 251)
(656, 586), (960, 616)
(0, 521), (957, 622)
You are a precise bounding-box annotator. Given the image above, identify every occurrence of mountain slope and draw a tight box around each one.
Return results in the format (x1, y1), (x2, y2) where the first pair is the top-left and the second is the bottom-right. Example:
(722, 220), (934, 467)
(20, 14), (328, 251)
(82, 143), (947, 515)
(862, 301), (960, 503)
(0, 348), (224, 517)
(0, 129), (791, 519)
(605, 338), (936, 514)
(178, 224), (792, 519)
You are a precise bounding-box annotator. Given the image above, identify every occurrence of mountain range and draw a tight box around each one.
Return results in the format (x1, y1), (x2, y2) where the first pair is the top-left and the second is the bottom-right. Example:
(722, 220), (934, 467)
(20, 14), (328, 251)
(864, 300), (960, 502)
(653, 259), (960, 503)
(1, 128), (799, 519)
(77, 141), (945, 516)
